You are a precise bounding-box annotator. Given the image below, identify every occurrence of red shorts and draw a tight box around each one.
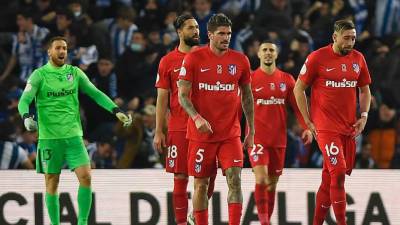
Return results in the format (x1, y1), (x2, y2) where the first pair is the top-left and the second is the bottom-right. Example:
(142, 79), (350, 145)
(316, 132), (356, 175)
(165, 131), (189, 174)
(247, 141), (285, 176)
(188, 137), (243, 177)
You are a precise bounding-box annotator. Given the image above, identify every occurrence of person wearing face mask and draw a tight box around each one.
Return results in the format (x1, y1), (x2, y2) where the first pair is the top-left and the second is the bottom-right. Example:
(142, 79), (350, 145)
(103, 6), (138, 61)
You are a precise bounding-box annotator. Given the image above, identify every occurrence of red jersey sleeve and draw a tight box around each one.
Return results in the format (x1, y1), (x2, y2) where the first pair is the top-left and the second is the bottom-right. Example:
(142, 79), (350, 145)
(239, 55), (251, 86)
(287, 74), (308, 130)
(357, 55), (372, 87)
(178, 53), (195, 82)
(298, 53), (319, 85)
(155, 57), (170, 89)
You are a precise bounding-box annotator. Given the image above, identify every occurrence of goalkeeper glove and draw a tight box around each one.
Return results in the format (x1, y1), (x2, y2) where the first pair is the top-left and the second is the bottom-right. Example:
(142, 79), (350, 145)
(113, 108), (132, 127)
(23, 114), (37, 131)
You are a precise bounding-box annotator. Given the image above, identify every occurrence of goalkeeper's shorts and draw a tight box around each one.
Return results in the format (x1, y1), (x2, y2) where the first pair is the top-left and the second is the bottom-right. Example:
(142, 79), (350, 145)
(36, 136), (90, 174)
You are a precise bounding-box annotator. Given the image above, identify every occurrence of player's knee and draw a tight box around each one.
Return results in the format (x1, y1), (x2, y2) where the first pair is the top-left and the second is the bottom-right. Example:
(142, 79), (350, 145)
(227, 173), (241, 191)
(267, 182), (277, 192)
(194, 179), (209, 195)
(255, 173), (268, 185)
(330, 168), (346, 189)
(78, 173), (92, 186)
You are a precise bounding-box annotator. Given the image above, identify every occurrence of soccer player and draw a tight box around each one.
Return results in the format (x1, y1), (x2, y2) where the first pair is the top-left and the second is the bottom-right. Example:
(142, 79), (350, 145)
(250, 41), (313, 225)
(178, 13), (254, 225)
(17, 36), (132, 225)
(153, 14), (216, 225)
(293, 19), (371, 225)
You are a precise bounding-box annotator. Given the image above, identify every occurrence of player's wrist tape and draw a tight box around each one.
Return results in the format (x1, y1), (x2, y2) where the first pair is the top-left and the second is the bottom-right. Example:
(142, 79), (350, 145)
(112, 107), (122, 115)
(22, 113), (30, 119)
(191, 114), (202, 122)
(361, 112), (368, 118)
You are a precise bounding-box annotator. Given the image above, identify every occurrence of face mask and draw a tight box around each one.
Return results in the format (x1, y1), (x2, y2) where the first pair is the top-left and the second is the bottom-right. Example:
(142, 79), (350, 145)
(73, 11), (81, 17)
(130, 43), (143, 52)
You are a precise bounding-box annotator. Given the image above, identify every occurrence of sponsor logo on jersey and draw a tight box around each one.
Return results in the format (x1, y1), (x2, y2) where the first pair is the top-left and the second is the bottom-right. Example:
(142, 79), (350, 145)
(198, 81), (235, 91)
(195, 163), (202, 173)
(228, 64), (237, 75)
(256, 97), (285, 105)
(47, 88), (76, 97)
(352, 63), (360, 74)
(279, 82), (286, 92)
(66, 73), (73, 82)
(325, 79), (357, 88)
(341, 64), (347, 72)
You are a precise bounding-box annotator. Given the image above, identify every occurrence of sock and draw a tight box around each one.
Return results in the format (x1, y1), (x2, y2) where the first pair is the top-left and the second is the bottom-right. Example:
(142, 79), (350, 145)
(330, 169), (346, 225)
(255, 184), (269, 225)
(208, 174), (216, 199)
(313, 169), (331, 225)
(267, 190), (276, 220)
(194, 209), (208, 225)
(173, 178), (189, 224)
(228, 203), (242, 225)
(45, 193), (60, 225)
(78, 186), (92, 225)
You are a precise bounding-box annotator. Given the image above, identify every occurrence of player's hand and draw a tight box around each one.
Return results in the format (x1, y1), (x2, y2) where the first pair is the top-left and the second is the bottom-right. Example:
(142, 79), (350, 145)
(23, 114), (37, 131)
(193, 114), (213, 133)
(302, 129), (313, 145)
(243, 132), (254, 150)
(306, 120), (317, 139)
(115, 111), (132, 127)
(153, 130), (166, 153)
(353, 116), (367, 138)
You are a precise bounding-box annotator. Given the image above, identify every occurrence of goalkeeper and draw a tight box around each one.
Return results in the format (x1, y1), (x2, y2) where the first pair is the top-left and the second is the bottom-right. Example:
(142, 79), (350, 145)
(17, 36), (132, 225)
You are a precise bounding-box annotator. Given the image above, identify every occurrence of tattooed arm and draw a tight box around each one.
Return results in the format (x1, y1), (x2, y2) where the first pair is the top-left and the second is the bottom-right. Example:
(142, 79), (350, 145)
(240, 83), (254, 148)
(178, 79), (212, 133)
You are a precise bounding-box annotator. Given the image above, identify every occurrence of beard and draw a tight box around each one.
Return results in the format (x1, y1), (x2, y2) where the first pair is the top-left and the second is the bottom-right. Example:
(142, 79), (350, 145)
(51, 55), (66, 67)
(184, 36), (200, 47)
(339, 46), (353, 55)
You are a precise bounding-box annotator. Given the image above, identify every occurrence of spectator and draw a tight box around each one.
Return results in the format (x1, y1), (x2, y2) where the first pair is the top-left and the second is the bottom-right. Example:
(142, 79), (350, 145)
(355, 140), (377, 168)
(193, 0), (213, 44)
(87, 138), (117, 169)
(0, 10), (49, 83)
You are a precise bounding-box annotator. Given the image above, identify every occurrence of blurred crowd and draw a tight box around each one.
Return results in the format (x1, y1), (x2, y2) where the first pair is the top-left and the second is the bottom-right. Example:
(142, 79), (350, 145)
(0, 0), (399, 170)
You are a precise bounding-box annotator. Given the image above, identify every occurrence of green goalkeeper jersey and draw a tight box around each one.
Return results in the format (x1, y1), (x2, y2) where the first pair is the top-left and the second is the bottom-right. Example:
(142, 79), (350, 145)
(18, 62), (118, 139)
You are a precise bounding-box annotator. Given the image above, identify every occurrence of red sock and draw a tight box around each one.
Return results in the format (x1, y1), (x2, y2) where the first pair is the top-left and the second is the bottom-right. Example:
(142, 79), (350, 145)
(267, 190), (275, 220)
(208, 174), (216, 199)
(194, 209), (208, 225)
(173, 178), (188, 224)
(314, 168), (331, 225)
(228, 203), (242, 225)
(330, 169), (346, 225)
(255, 184), (269, 225)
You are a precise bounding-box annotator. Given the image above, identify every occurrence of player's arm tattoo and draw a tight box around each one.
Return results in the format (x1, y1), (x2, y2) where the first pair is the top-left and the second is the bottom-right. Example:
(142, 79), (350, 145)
(178, 79), (198, 118)
(240, 83), (255, 134)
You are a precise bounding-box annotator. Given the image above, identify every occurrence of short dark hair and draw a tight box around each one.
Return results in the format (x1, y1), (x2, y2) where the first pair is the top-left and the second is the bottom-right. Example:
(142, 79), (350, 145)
(48, 36), (67, 48)
(334, 19), (355, 33)
(116, 6), (136, 22)
(17, 9), (34, 20)
(174, 14), (194, 30)
(207, 13), (232, 32)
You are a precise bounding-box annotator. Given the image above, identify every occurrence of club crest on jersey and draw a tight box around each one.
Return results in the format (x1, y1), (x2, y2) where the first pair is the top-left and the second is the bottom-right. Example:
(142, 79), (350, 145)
(195, 163), (202, 173)
(270, 83), (275, 90)
(352, 63), (360, 74)
(279, 82), (286, 92)
(66, 73), (73, 82)
(228, 64), (237, 75)
(168, 159), (174, 168)
(217, 64), (222, 74)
